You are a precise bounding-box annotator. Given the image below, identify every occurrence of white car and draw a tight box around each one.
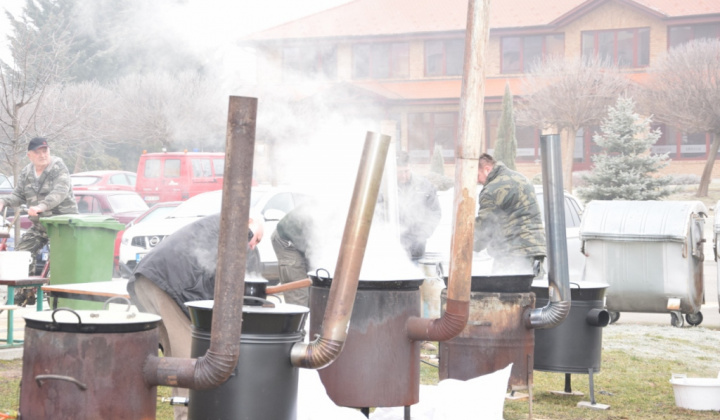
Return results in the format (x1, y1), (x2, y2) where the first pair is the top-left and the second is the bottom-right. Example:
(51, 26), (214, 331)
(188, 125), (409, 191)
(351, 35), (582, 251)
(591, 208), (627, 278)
(119, 186), (312, 282)
(425, 185), (585, 280)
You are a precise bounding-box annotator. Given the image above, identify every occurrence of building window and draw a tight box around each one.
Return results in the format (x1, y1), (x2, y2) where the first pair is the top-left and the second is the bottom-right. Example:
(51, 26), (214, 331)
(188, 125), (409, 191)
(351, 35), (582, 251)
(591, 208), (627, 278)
(500, 34), (564, 73)
(650, 125), (710, 160)
(581, 28), (650, 68)
(425, 39), (465, 76)
(408, 112), (458, 162)
(352, 42), (409, 79)
(669, 23), (720, 48)
(484, 110), (538, 161)
(283, 44), (337, 80)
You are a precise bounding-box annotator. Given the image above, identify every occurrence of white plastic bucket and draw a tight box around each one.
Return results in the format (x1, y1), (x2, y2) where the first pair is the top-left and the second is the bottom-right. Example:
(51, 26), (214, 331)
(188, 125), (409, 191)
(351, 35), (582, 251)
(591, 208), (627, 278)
(0, 251), (32, 279)
(669, 373), (720, 411)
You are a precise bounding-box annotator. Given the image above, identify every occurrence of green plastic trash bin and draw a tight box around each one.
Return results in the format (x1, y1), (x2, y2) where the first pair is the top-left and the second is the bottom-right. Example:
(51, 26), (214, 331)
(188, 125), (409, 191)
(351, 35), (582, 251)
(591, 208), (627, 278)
(41, 214), (124, 310)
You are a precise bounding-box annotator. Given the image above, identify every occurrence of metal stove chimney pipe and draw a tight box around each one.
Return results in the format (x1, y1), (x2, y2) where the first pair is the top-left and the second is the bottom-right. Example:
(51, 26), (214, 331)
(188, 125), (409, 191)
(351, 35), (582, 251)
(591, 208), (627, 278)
(291, 131), (391, 369)
(406, 0), (490, 341)
(144, 96), (255, 389)
(525, 132), (571, 329)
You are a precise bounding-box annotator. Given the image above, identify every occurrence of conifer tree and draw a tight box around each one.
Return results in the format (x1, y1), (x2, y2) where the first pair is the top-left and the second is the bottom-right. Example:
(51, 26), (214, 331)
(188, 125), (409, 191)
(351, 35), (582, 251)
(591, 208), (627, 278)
(494, 82), (517, 170)
(577, 97), (673, 201)
(425, 145), (453, 191)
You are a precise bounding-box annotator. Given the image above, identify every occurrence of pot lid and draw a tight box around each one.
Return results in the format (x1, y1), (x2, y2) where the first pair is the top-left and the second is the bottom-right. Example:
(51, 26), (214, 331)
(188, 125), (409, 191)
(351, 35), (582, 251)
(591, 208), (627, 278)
(185, 299), (309, 315)
(24, 309), (161, 333)
(185, 300), (309, 334)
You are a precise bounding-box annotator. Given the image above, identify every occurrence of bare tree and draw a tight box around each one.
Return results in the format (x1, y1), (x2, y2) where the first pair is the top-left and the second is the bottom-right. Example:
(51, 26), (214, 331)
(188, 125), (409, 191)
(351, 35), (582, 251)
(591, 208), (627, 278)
(641, 39), (720, 197)
(111, 71), (226, 152)
(0, 7), (75, 179)
(517, 56), (629, 191)
(33, 81), (119, 172)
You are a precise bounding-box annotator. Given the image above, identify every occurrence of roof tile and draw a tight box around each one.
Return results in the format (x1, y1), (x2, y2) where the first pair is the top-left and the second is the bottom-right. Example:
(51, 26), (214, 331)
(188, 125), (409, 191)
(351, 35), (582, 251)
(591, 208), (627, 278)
(248, 0), (720, 41)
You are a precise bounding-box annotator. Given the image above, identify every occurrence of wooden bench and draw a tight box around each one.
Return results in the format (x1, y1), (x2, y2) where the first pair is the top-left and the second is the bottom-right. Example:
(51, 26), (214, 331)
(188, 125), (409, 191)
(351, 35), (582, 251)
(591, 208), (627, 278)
(0, 277), (49, 348)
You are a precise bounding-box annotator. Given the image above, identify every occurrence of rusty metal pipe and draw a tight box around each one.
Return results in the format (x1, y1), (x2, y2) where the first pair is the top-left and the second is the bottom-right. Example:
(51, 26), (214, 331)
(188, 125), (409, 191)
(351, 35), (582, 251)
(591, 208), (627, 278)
(407, 0), (490, 341)
(525, 133), (571, 329)
(291, 131), (391, 369)
(144, 96), (256, 389)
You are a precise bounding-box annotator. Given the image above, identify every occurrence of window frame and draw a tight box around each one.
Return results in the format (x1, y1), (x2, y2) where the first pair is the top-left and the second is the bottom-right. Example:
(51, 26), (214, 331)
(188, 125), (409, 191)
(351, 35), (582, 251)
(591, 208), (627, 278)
(407, 112), (459, 163)
(668, 23), (720, 49)
(581, 27), (650, 68)
(500, 33), (565, 74)
(424, 38), (465, 77)
(352, 42), (410, 80)
(282, 44), (337, 81)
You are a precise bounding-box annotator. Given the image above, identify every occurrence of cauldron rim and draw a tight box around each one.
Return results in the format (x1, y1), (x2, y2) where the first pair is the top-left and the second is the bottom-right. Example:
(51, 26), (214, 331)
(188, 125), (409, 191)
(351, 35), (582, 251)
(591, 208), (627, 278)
(185, 299), (309, 314)
(23, 309), (161, 333)
(442, 273), (535, 293)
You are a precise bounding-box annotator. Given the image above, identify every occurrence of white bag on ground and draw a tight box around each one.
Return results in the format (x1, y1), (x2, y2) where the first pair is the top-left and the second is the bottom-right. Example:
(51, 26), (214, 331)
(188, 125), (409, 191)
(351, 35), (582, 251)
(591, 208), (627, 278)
(370, 363), (512, 420)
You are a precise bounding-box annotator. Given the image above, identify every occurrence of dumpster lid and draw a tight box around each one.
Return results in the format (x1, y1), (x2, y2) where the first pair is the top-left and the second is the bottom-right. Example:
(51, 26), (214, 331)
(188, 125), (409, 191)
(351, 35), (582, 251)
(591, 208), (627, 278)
(40, 214), (125, 231)
(580, 200), (707, 243)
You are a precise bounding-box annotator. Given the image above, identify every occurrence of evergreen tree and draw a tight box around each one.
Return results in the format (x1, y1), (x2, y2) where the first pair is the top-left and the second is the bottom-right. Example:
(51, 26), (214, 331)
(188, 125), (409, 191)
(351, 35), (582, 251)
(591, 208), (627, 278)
(424, 145), (453, 191)
(494, 82), (517, 170)
(577, 97), (674, 201)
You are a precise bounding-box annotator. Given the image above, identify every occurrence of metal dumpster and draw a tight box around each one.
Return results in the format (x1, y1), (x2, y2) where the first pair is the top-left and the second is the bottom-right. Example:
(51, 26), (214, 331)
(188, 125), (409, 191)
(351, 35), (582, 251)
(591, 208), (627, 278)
(580, 200), (707, 327)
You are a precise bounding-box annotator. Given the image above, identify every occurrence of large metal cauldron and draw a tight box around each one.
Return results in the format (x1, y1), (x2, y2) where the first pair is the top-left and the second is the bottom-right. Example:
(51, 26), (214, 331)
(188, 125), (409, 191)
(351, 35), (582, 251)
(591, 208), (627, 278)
(532, 281), (610, 374)
(439, 274), (535, 390)
(19, 308), (161, 420)
(186, 300), (309, 420)
(309, 272), (423, 408)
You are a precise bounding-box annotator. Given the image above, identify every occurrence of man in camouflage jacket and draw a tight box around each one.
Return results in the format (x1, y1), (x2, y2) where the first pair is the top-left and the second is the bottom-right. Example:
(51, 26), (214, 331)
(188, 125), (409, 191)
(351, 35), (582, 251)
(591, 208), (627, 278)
(0, 137), (78, 264)
(474, 153), (545, 274)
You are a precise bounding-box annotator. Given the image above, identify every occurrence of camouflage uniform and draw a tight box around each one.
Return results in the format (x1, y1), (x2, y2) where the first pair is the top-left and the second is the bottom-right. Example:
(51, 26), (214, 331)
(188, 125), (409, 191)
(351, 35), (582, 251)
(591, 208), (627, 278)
(1, 156), (78, 257)
(474, 163), (545, 273)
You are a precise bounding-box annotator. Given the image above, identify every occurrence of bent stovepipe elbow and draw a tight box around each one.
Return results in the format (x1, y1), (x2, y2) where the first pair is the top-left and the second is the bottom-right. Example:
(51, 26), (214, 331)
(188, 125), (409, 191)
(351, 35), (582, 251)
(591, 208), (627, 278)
(525, 299), (571, 330)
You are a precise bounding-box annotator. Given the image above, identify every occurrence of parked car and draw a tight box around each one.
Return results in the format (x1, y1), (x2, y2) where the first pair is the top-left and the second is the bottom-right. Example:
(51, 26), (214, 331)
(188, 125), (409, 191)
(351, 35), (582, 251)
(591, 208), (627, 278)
(71, 170), (137, 192)
(135, 151), (226, 205)
(425, 185), (585, 280)
(125, 201), (182, 229)
(74, 190), (149, 224)
(119, 186), (312, 281)
(0, 175), (15, 216)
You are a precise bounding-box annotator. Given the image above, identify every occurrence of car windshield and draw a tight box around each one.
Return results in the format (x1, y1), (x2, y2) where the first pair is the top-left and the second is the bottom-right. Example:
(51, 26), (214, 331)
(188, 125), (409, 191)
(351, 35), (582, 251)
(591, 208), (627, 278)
(138, 205), (178, 224)
(170, 188), (270, 219)
(71, 176), (100, 186)
(107, 194), (149, 213)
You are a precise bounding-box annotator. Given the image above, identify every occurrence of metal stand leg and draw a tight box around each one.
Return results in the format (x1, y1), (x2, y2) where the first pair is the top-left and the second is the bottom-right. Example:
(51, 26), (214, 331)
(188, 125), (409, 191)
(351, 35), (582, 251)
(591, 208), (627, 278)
(5, 285), (14, 346)
(577, 367), (610, 410)
(550, 372), (582, 397)
(36, 286), (44, 311)
(404, 405), (410, 420)
(564, 373), (572, 393)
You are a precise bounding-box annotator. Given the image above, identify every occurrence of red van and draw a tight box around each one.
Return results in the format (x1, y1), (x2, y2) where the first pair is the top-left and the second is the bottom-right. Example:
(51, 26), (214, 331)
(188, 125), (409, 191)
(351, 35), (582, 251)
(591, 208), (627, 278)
(135, 151), (225, 204)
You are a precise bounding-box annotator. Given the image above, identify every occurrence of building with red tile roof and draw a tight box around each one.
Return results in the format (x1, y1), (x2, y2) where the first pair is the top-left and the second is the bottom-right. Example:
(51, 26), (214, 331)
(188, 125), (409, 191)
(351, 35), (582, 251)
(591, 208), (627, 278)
(247, 0), (720, 181)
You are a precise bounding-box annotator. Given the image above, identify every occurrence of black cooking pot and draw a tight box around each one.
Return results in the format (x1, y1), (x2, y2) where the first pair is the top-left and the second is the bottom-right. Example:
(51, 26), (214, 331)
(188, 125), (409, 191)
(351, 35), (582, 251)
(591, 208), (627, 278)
(244, 279), (269, 305)
(532, 280), (609, 301)
(186, 300), (309, 335)
(309, 268), (424, 290)
(442, 274), (535, 293)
